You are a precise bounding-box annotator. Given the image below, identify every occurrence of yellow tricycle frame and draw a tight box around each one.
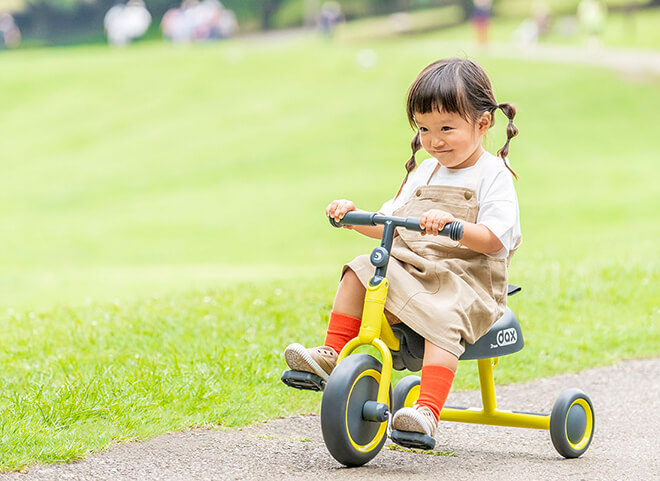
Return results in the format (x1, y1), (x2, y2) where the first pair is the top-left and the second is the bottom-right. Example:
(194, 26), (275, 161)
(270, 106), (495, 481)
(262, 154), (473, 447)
(337, 275), (550, 432)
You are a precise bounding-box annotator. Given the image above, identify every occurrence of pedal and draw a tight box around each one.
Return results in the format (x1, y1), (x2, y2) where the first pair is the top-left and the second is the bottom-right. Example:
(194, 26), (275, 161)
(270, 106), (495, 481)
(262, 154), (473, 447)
(390, 429), (436, 451)
(281, 370), (326, 391)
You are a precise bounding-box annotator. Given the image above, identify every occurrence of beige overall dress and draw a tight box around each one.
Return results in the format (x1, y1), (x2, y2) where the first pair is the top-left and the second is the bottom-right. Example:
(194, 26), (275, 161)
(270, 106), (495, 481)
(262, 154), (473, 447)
(345, 160), (509, 358)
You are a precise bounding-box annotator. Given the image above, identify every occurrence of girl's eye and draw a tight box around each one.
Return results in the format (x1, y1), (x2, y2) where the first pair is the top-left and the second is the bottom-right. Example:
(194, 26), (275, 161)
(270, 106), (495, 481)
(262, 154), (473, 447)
(441, 126), (452, 132)
(419, 127), (428, 133)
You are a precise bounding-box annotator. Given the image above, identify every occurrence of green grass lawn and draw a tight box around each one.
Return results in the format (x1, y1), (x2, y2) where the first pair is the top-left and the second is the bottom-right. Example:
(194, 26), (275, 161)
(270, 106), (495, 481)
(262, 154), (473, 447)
(0, 32), (659, 470)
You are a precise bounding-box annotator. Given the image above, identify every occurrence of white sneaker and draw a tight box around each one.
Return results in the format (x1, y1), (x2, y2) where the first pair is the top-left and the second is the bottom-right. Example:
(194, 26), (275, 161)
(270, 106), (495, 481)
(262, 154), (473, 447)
(284, 343), (338, 380)
(392, 404), (438, 436)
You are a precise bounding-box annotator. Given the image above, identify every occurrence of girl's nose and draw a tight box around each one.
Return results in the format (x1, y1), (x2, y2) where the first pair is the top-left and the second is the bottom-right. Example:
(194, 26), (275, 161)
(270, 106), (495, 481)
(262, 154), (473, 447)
(431, 137), (445, 149)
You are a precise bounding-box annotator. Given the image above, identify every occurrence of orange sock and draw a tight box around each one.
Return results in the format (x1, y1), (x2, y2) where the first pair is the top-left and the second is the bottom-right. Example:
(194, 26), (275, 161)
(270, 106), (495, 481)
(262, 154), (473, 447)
(323, 311), (361, 354)
(416, 365), (456, 421)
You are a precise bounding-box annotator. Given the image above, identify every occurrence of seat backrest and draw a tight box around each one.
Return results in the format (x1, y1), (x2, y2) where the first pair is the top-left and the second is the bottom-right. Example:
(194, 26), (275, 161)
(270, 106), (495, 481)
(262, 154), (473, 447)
(459, 307), (524, 360)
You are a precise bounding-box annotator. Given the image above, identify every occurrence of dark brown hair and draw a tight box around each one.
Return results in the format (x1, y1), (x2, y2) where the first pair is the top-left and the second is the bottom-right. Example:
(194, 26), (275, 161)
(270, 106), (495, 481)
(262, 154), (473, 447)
(396, 58), (518, 198)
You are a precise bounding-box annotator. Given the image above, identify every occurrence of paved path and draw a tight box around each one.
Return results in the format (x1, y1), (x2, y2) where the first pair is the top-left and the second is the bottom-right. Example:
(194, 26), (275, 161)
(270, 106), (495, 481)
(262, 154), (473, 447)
(5, 358), (658, 481)
(486, 42), (660, 79)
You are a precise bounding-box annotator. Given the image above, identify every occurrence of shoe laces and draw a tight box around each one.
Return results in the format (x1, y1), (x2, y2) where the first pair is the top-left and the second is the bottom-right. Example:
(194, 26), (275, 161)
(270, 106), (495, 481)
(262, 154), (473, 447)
(318, 347), (337, 358)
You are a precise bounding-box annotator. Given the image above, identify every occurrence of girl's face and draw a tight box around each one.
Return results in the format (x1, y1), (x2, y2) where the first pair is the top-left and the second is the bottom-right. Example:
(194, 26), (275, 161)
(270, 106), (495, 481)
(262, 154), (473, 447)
(415, 109), (491, 169)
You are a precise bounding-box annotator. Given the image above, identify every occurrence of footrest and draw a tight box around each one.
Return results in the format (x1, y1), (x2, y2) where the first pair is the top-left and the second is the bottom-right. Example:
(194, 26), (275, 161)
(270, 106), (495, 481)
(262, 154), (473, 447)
(390, 430), (436, 451)
(281, 370), (326, 392)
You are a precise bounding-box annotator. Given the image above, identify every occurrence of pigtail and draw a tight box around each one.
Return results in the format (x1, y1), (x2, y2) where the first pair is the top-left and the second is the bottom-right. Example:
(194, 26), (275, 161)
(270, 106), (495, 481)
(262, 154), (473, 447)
(394, 130), (422, 200)
(496, 102), (519, 179)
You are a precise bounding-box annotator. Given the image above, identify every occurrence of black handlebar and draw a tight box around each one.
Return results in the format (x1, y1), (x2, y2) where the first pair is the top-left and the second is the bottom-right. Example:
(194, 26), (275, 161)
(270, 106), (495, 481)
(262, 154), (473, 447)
(329, 211), (464, 241)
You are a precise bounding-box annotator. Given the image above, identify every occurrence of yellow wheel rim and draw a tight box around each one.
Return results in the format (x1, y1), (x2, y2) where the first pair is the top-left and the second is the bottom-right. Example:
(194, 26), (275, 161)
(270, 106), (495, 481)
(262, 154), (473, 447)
(566, 398), (593, 451)
(403, 384), (420, 408)
(346, 369), (388, 453)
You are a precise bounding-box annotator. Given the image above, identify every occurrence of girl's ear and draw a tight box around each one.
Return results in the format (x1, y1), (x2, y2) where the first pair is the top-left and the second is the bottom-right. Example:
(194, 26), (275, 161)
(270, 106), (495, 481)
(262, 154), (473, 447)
(477, 111), (491, 134)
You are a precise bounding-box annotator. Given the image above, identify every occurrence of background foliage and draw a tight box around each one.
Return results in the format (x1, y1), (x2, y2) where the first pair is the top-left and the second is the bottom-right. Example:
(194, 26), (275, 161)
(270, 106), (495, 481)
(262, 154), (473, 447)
(3, 0), (656, 46)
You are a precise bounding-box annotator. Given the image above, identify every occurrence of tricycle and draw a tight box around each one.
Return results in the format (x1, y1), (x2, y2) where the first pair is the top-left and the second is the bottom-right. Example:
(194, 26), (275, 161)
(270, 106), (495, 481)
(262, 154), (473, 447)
(282, 211), (594, 466)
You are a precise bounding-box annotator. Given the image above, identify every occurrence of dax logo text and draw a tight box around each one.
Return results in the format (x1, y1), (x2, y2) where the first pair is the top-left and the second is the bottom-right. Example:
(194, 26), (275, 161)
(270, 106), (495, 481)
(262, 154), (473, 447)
(495, 328), (517, 347)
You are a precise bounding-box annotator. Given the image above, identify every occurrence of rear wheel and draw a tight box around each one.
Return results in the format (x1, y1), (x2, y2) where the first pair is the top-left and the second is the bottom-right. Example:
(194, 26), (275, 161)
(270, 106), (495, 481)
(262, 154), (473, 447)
(321, 353), (390, 467)
(550, 388), (595, 458)
(392, 375), (421, 413)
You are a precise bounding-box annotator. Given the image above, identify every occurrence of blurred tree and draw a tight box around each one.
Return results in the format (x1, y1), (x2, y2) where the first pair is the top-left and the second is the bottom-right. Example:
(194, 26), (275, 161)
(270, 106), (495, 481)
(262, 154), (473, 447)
(260, 0), (286, 29)
(458, 0), (473, 20)
(220, 0), (286, 30)
(22, 0), (78, 38)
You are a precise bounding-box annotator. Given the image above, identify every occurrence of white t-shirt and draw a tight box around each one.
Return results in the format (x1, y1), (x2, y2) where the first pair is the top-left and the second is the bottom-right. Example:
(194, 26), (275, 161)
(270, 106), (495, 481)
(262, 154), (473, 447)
(379, 151), (521, 259)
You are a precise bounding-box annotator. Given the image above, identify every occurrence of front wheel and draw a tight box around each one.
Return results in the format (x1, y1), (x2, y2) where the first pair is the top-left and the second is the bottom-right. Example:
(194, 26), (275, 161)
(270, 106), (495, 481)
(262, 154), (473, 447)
(549, 388), (595, 458)
(320, 353), (390, 467)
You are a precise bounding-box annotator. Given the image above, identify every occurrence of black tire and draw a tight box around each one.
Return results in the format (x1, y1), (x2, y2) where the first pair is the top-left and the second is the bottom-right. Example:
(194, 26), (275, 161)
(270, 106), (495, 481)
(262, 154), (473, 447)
(550, 388), (595, 458)
(321, 353), (390, 467)
(392, 375), (421, 413)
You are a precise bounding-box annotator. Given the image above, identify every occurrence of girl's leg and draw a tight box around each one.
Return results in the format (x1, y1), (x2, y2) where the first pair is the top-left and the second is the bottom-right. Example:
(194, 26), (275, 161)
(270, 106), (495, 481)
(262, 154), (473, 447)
(323, 268), (365, 353)
(392, 340), (457, 435)
(415, 341), (457, 420)
(331, 268), (365, 317)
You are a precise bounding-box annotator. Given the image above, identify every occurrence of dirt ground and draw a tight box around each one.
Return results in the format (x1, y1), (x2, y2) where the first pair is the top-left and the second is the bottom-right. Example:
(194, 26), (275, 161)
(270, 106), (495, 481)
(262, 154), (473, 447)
(4, 358), (658, 481)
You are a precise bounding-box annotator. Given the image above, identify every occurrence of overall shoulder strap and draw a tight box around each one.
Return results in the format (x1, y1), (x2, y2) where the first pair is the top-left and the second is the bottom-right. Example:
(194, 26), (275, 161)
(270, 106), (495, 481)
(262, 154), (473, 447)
(425, 160), (441, 185)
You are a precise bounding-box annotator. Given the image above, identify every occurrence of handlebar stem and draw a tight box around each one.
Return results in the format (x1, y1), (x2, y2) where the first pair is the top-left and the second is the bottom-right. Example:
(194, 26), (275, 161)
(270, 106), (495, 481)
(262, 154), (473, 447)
(371, 221), (396, 286)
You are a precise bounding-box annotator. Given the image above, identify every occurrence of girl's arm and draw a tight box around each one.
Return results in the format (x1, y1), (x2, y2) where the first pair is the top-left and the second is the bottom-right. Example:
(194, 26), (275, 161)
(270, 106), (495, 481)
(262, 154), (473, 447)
(458, 222), (503, 255)
(420, 209), (503, 256)
(350, 222), (384, 240)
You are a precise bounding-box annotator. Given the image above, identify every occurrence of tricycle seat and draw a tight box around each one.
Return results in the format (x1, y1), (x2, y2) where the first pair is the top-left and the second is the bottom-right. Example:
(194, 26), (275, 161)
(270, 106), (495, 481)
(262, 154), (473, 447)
(459, 306), (524, 360)
(391, 285), (524, 371)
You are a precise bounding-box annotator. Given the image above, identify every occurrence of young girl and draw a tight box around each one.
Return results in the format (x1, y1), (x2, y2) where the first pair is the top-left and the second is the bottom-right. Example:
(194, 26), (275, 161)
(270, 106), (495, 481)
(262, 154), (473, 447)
(285, 58), (521, 438)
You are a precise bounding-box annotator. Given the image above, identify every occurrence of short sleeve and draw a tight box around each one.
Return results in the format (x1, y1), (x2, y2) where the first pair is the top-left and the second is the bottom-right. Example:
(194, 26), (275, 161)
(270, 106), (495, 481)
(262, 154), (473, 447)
(379, 198), (395, 216)
(476, 169), (521, 259)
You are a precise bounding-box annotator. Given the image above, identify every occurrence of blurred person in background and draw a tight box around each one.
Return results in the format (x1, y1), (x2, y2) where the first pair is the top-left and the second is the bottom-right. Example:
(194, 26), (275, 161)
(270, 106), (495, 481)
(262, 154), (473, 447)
(577, 0), (607, 47)
(318, 1), (343, 38)
(161, 0), (236, 44)
(104, 2), (126, 45)
(104, 0), (152, 47)
(532, 0), (551, 38)
(215, 2), (237, 39)
(161, 5), (192, 43)
(512, 18), (538, 49)
(0, 12), (21, 49)
(512, 0), (551, 49)
(472, 0), (493, 46)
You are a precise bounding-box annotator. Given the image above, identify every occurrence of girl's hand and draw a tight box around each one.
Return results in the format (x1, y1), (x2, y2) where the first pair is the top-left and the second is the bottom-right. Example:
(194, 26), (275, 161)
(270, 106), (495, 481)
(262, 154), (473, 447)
(420, 209), (457, 236)
(326, 199), (356, 228)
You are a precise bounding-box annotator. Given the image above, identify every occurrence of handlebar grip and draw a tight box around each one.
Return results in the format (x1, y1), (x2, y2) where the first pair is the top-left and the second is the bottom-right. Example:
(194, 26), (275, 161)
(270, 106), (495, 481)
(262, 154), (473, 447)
(402, 216), (463, 240)
(440, 221), (464, 241)
(329, 211), (376, 228)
